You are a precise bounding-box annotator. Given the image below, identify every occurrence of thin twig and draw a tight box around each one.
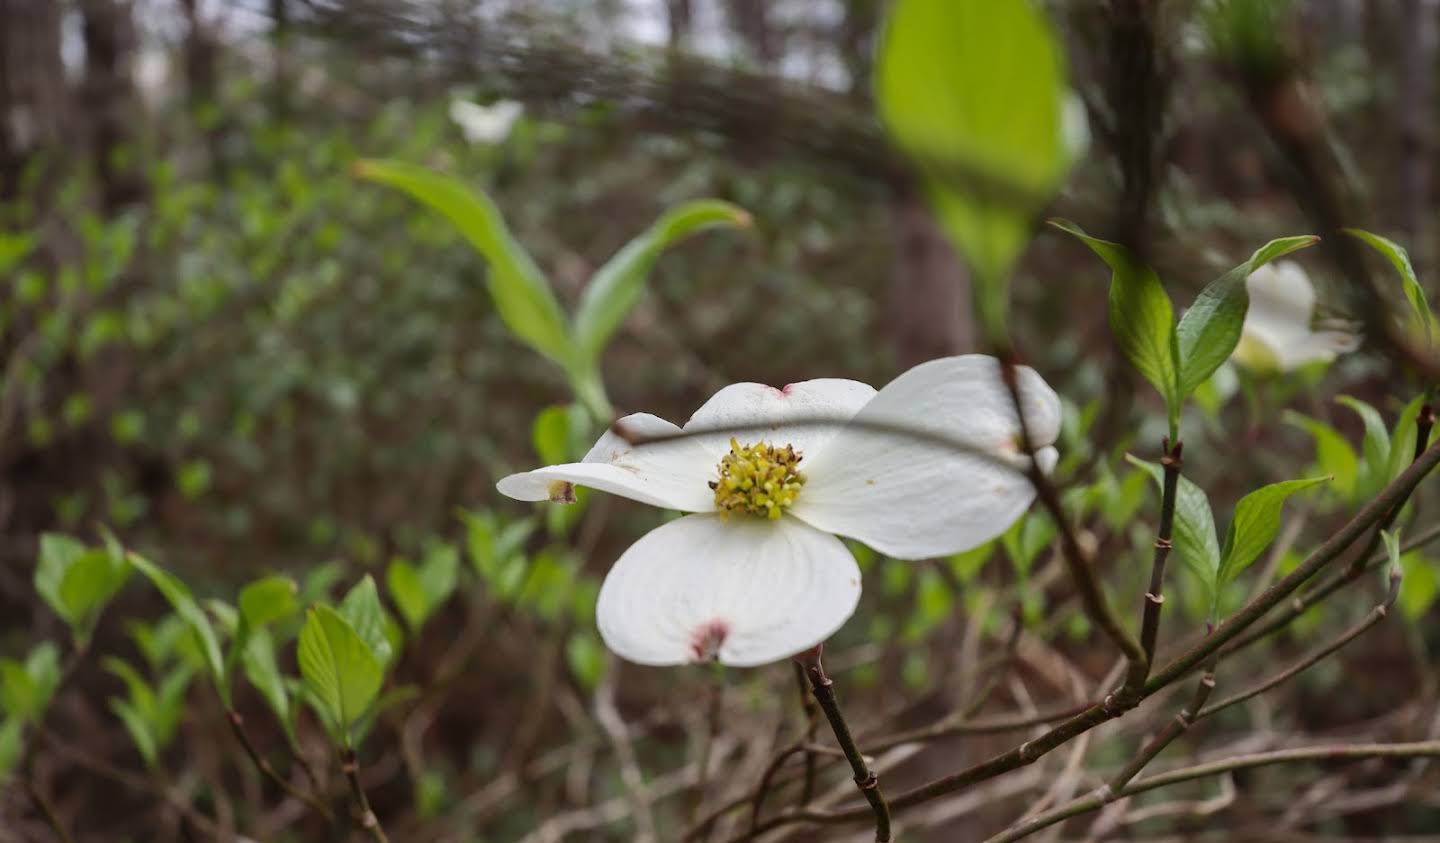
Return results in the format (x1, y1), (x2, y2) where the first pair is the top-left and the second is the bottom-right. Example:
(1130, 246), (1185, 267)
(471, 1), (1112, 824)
(225, 709), (335, 824)
(341, 747), (392, 843)
(983, 739), (1440, 843)
(1127, 439), (1182, 692)
(1199, 564), (1402, 720)
(595, 655), (658, 843)
(1105, 651), (1217, 799)
(796, 646), (891, 842)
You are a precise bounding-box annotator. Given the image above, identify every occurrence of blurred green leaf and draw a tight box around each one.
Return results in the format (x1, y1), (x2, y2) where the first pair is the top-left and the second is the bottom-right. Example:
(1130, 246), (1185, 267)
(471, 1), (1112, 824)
(34, 533), (130, 645)
(353, 160), (572, 367)
(241, 628), (296, 747)
(127, 553), (228, 704)
(0, 717), (21, 778)
(572, 200), (749, 366)
(1284, 411), (1360, 499)
(1336, 395), (1392, 495)
(1217, 476), (1329, 612)
(297, 605), (383, 744)
(564, 632), (606, 691)
(239, 576), (300, 633)
(877, 0), (1069, 334)
(1344, 228), (1434, 345)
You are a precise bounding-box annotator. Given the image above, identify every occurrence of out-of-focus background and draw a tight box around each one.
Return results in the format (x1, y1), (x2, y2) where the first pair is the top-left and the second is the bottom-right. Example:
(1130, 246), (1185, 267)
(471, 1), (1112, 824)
(3, 1), (1440, 841)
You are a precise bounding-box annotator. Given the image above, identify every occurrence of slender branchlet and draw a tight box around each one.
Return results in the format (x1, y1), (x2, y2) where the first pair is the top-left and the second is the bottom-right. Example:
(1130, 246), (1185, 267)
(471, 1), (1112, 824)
(795, 646), (891, 842)
(341, 747), (392, 843)
(1127, 438), (1183, 692)
(226, 709), (335, 824)
(792, 660), (820, 806)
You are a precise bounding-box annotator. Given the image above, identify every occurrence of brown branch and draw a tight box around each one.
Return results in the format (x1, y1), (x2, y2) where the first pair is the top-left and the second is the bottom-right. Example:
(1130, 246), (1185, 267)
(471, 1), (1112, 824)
(983, 740), (1440, 843)
(225, 709), (334, 824)
(796, 646), (891, 842)
(341, 747), (392, 843)
(1127, 438), (1182, 692)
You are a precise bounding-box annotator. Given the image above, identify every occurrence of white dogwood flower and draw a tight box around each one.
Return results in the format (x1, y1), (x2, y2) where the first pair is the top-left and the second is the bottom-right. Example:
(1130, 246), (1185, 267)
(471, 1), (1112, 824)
(498, 355), (1060, 668)
(1232, 261), (1360, 372)
(449, 99), (523, 145)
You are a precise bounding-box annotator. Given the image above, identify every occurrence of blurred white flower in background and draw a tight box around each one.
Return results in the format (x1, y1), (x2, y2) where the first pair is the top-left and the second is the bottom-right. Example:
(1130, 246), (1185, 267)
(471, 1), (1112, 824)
(1232, 261), (1360, 373)
(498, 355), (1060, 668)
(449, 99), (523, 145)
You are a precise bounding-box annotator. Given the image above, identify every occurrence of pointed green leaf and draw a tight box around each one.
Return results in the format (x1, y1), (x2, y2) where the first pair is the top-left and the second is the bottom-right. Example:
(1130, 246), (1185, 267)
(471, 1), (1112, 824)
(572, 200), (750, 365)
(0, 662), (35, 722)
(1284, 411), (1360, 499)
(1387, 395), (1430, 482)
(1175, 235), (1318, 398)
(0, 717), (22, 778)
(127, 553), (228, 704)
(33, 534), (127, 641)
(1344, 228), (1434, 345)
(110, 698), (159, 767)
(338, 576), (393, 668)
(1127, 454), (1221, 591)
(1218, 476), (1330, 599)
(353, 160), (572, 366)
(1055, 221), (1180, 425)
(296, 606), (383, 742)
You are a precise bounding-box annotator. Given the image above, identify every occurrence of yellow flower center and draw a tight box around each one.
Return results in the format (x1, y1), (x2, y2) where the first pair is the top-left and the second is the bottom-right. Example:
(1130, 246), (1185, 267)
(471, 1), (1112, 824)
(710, 438), (806, 519)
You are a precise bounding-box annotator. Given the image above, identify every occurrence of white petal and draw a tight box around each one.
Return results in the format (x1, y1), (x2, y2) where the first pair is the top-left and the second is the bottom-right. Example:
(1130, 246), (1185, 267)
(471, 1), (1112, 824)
(595, 514), (862, 668)
(1276, 329), (1361, 370)
(1247, 260), (1316, 329)
(496, 413), (716, 511)
(790, 355), (1059, 560)
(681, 378), (877, 463)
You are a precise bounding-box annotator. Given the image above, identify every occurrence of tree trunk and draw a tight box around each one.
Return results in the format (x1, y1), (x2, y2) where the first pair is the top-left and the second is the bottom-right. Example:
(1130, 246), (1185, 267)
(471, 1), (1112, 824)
(666, 0), (693, 49)
(80, 0), (143, 211)
(1396, 0), (1433, 274)
(890, 191), (975, 366)
(0, 0), (67, 201)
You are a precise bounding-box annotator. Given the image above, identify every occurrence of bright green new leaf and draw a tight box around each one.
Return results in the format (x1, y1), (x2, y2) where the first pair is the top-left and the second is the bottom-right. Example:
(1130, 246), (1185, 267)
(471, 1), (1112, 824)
(353, 160), (572, 367)
(34, 533), (130, 643)
(1387, 395), (1432, 482)
(1128, 454), (1221, 591)
(877, 0), (1069, 335)
(1344, 228), (1434, 345)
(386, 560), (428, 634)
(1399, 550), (1439, 620)
(572, 200), (750, 366)
(297, 606), (383, 742)
(1175, 235), (1318, 398)
(110, 698), (159, 767)
(241, 628), (295, 746)
(1056, 221), (1180, 430)
(531, 404), (589, 466)
(564, 632), (606, 692)
(127, 553), (228, 704)
(339, 576), (393, 668)
(1217, 476), (1329, 607)
(1284, 411), (1359, 499)
(1000, 511), (1056, 577)
(0, 662), (34, 722)
(238, 576), (298, 633)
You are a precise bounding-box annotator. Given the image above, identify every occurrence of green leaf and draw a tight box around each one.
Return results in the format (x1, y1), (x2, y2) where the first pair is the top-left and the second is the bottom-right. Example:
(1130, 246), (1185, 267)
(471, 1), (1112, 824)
(238, 576), (299, 632)
(110, 698), (159, 767)
(1284, 411), (1360, 499)
(35, 533), (130, 642)
(877, 0), (1069, 334)
(0, 662), (34, 722)
(241, 628), (295, 746)
(1387, 395), (1429, 482)
(1127, 454), (1221, 591)
(565, 633), (606, 691)
(571, 200), (750, 366)
(531, 404), (586, 466)
(1336, 395), (1392, 494)
(1344, 228), (1434, 345)
(1217, 476), (1329, 604)
(127, 553), (228, 704)
(0, 717), (22, 778)
(1055, 221), (1179, 428)
(296, 606), (383, 743)
(386, 560), (428, 635)
(338, 576), (393, 668)
(1174, 236), (1317, 399)
(353, 160), (572, 367)
(1399, 551), (1439, 620)
(1000, 511), (1056, 577)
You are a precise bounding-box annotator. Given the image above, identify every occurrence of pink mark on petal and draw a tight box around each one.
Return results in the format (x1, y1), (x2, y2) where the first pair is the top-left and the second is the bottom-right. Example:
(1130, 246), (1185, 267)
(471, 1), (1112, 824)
(781, 383), (798, 396)
(689, 619), (730, 662)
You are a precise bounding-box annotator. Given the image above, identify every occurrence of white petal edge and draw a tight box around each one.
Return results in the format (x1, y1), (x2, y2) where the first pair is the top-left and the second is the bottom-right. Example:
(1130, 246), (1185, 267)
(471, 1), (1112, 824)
(595, 514), (862, 668)
(791, 355), (1060, 560)
(681, 379), (878, 463)
(496, 413), (716, 512)
(1246, 260), (1316, 330)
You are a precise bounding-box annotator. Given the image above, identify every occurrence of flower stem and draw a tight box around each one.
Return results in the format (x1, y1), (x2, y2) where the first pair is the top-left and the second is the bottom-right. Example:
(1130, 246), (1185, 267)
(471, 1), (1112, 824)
(341, 747), (391, 843)
(797, 647), (891, 842)
(1126, 439), (1182, 691)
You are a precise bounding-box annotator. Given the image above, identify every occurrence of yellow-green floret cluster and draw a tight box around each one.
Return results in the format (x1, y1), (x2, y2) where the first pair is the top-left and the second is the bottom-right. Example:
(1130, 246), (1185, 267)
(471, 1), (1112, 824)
(710, 438), (806, 519)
